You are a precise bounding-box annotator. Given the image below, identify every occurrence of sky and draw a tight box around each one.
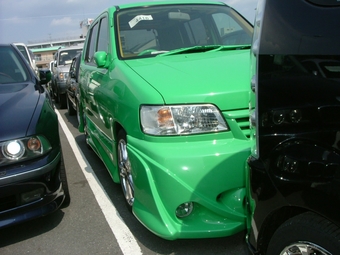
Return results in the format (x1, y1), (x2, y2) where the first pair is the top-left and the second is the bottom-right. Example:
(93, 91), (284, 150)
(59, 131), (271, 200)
(0, 0), (258, 45)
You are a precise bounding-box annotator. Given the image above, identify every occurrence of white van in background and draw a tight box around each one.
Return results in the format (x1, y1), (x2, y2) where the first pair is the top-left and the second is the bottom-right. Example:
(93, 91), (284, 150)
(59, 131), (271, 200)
(13, 42), (38, 74)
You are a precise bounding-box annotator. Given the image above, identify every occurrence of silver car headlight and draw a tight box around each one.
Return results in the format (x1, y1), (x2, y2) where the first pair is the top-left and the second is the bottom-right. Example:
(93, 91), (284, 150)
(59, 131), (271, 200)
(140, 104), (229, 135)
(0, 136), (52, 165)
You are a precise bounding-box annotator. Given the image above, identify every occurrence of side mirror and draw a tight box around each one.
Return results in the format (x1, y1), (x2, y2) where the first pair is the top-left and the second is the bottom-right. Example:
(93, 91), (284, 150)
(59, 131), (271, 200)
(94, 51), (107, 68)
(39, 69), (52, 85)
(54, 60), (57, 67)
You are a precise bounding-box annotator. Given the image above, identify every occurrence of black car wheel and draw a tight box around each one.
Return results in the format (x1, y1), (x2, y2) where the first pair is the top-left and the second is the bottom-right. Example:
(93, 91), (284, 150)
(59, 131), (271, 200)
(76, 101), (80, 125)
(117, 130), (134, 212)
(58, 93), (67, 109)
(67, 95), (76, 116)
(267, 212), (340, 255)
(83, 113), (92, 150)
(59, 154), (70, 208)
(52, 82), (58, 103)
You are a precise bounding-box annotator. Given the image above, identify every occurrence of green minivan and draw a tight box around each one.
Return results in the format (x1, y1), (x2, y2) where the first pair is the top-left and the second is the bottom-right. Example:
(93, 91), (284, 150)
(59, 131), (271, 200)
(78, 0), (253, 240)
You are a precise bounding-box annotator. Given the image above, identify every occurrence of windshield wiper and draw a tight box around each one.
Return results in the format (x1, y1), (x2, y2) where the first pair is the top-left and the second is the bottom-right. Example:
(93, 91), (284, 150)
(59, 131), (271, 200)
(158, 45), (219, 56)
(158, 44), (251, 56)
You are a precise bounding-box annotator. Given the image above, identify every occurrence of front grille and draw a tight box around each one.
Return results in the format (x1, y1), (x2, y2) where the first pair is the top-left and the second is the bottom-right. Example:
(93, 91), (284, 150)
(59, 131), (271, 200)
(235, 116), (251, 138)
(223, 109), (250, 139)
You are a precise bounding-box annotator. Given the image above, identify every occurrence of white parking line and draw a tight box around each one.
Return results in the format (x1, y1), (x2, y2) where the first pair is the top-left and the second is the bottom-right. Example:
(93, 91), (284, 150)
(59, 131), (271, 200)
(56, 110), (142, 255)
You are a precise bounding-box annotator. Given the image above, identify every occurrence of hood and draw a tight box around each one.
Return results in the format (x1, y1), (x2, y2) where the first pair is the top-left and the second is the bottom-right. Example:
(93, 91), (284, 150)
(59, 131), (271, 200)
(0, 83), (39, 141)
(125, 50), (250, 111)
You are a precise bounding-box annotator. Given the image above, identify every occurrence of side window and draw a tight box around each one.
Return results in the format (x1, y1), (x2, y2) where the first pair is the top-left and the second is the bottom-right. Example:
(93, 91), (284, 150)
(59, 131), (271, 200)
(85, 22), (99, 64)
(97, 17), (109, 52)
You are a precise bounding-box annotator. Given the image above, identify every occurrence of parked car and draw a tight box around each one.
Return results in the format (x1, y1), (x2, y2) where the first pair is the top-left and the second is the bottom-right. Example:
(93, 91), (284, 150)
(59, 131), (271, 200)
(66, 52), (82, 121)
(46, 60), (55, 97)
(0, 43), (70, 228)
(51, 46), (83, 108)
(246, 0), (340, 254)
(78, 0), (253, 240)
(13, 42), (38, 74)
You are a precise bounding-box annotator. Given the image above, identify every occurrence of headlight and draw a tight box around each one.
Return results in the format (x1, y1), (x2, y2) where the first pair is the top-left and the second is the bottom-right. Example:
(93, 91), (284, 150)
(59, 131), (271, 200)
(0, 136), (52, 166)
(58, 72), (68, 80)
(140, 104), (229, 135)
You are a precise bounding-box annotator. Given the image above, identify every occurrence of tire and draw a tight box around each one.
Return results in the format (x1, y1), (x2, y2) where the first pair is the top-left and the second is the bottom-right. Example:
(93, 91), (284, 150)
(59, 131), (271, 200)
(58, 93), (67, 109)
(59, 154), (71, 208)
(83, 113), (92, 150)
(76, 101), (80, 125)
(267, 212), (340, 255)
(53, 83), (59, 103)
(117, 130), (134, 212)
(67, 95), (76, 116)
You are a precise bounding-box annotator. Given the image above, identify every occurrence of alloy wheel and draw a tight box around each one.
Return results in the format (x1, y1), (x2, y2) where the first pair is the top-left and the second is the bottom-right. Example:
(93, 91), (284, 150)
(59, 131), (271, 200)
(279, 242), (331, 255)
(118, 137), (134, 207)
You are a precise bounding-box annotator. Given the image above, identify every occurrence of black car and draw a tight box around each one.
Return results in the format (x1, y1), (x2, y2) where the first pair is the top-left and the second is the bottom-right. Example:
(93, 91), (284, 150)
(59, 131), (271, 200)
(0, 44), (70, 228)
(66, 52), (81, 122)
(246, 0), (340, 254)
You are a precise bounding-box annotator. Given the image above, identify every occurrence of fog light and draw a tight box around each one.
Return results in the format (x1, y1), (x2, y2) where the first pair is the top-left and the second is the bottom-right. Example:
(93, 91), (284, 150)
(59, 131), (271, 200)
(176, 202), (194, 218)
(21, 188), (44, 204)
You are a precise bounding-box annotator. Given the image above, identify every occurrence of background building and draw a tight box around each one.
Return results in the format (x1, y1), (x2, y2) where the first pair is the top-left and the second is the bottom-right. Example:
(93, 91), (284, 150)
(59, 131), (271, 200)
(27, 18), (92, 68)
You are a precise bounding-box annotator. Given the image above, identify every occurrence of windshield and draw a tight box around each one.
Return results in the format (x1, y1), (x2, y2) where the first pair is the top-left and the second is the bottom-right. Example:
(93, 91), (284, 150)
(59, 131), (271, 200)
(116, 4), (253, 59)
(0, 45), (29, 84)
(59, 49), (82, 65)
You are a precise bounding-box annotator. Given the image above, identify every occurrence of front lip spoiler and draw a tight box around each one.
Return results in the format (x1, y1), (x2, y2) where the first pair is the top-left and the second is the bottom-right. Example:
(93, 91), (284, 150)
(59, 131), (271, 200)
(0, 152), (61, 186)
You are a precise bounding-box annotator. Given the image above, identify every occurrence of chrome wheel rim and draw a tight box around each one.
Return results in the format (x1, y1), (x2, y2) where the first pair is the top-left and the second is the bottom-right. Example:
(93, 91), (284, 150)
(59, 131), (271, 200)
(280, 242), (331, 255)
(118, 138), (134, 206)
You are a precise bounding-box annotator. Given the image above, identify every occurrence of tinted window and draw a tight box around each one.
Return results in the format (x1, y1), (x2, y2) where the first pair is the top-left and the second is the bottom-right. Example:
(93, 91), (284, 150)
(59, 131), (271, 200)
(0, 46), (29, 84)
(59, 49), (82, 65)
(97, 17), (109, 52)
(85, 22), (99, 63)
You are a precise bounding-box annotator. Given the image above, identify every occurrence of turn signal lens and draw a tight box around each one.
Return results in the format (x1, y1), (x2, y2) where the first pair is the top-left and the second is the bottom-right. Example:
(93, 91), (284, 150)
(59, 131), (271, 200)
(27, 137), (41, 151)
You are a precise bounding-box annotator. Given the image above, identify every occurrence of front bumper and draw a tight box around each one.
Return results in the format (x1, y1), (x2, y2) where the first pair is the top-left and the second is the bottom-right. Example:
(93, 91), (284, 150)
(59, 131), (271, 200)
(0, 151), (65, 228)
(128, 133), (251, 240)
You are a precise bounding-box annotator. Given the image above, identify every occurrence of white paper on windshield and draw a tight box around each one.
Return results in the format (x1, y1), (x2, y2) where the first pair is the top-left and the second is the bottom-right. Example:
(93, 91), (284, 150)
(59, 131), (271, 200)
(129, 15), (153, 28)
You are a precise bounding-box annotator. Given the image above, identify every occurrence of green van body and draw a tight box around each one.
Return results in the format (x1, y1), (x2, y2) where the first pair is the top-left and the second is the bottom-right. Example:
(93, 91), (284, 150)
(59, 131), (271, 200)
(78, 0), (253, 240)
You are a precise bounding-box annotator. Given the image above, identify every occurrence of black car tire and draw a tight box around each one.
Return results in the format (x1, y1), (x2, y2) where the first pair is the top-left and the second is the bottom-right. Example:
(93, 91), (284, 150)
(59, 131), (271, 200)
(58, 93), (67, 109)
(83, 113), (92, 150)
(52, 82), (59, 103)
(76, 102), (80, 125)
(59, 154), (71, 208)
(67, 95), (76, 116)
(267, 212), (340, 255)
(117, 130), (134, 212)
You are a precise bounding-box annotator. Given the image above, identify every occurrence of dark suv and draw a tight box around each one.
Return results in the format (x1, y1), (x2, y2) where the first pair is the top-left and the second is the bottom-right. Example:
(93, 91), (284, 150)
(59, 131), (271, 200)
(51, 46), (83, 108)
(247, 0), (340, 254)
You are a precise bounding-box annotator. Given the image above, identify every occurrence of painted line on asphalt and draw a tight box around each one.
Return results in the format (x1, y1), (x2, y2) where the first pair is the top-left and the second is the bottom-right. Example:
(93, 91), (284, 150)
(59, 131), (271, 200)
(56, 110), (142, 255)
